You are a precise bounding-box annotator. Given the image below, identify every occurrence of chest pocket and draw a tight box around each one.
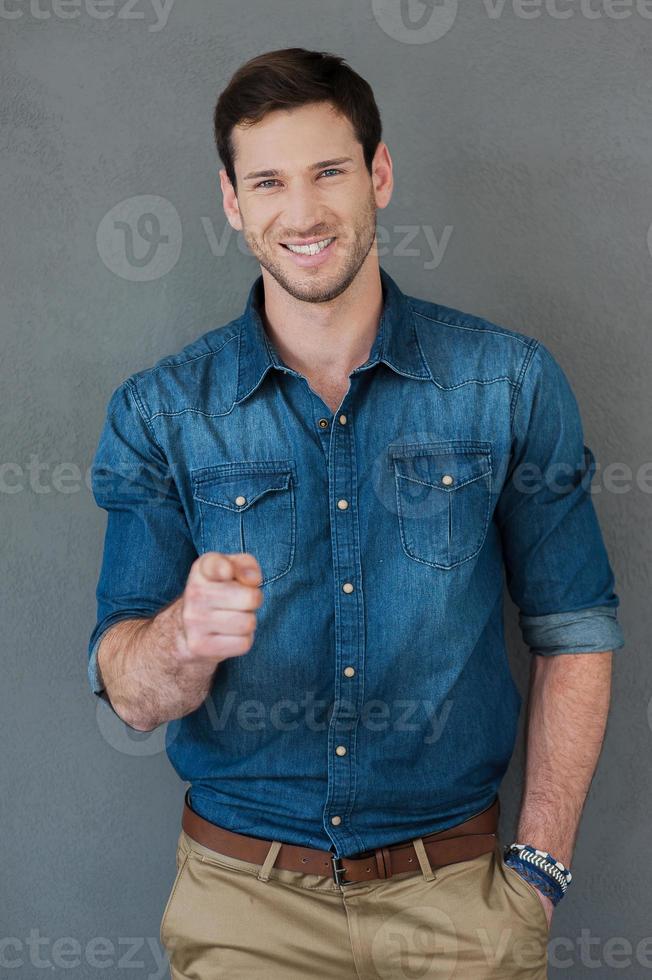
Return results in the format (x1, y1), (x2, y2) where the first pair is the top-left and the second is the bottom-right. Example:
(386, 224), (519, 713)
(389, 442), (492, 569)
(191, 460), (297, 586)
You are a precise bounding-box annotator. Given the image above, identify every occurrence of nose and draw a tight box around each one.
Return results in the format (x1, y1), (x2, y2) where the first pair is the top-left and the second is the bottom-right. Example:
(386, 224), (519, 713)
(280, 180), (330, 240)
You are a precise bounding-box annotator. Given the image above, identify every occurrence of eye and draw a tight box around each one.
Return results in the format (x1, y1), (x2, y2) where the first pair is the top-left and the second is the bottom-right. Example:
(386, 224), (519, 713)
(254, 169), (343, 190)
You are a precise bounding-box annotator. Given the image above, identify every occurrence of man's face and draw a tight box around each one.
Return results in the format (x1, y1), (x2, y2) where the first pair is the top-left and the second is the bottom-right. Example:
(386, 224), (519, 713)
(222, 101), (389, 304)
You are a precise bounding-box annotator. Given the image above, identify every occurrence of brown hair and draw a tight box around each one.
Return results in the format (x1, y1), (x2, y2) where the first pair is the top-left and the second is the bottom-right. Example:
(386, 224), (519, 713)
(213, 47), (383, 192)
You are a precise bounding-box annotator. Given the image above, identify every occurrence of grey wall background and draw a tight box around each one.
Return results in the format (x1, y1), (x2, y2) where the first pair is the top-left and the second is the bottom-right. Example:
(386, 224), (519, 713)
(2, 1), (650, 977)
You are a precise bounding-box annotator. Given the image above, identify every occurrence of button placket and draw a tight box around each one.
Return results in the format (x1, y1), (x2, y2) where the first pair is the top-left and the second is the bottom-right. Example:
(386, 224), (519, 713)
(323, 395), (366, 852)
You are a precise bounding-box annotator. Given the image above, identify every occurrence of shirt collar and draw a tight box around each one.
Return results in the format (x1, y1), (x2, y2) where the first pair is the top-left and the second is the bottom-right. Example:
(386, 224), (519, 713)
(235, 266), (432, 404)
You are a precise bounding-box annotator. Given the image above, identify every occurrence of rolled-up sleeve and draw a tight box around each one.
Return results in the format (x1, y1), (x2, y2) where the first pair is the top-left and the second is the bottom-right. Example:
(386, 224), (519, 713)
(88, 377), (197, 710)
(494, 340), (625, 656)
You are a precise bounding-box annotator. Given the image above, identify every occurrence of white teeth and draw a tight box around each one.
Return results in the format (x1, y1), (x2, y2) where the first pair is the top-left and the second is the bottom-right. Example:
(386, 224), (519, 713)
(285, 237), (334, 255)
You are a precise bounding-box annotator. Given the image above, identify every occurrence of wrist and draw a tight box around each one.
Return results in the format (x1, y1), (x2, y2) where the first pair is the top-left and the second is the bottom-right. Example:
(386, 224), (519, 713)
(503, 842), (572, 907)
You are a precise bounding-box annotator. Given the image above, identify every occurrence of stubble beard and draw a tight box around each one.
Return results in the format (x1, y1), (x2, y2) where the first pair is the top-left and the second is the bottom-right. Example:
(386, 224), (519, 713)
(242, 189), (378, 305)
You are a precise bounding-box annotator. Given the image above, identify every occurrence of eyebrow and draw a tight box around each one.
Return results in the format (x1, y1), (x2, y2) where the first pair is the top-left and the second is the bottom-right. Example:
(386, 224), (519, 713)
(242, 157), (354, 181)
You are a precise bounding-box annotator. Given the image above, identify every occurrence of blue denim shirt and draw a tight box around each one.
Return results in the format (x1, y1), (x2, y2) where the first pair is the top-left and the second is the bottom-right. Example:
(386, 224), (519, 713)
(88, 266), (624, 857)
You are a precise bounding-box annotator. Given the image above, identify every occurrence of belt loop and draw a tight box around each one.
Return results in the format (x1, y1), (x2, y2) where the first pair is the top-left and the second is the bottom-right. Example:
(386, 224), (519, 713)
(257, 840), (282, 882)
(374, 846), (392, 879)
(412, 837), (437, 881)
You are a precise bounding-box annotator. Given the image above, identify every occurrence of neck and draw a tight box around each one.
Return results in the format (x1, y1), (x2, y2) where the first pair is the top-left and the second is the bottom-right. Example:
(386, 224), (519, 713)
(259, 260), (384, 381)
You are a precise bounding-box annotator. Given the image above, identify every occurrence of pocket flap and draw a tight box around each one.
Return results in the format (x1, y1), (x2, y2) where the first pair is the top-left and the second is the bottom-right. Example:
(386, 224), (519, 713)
(192, 469), (292, 511)
(389, 443), (492, 491)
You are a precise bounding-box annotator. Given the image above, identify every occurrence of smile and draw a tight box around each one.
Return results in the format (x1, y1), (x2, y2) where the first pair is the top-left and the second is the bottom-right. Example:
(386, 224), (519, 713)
(283, 237), (335, 255)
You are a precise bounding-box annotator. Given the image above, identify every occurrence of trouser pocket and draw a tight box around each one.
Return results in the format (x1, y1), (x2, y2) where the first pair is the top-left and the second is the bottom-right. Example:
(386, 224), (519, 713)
(159, 831), (192, 949)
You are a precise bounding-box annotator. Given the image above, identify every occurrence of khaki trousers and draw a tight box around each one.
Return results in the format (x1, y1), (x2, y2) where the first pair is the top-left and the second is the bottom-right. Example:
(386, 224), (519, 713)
(160, 826), (549, 979)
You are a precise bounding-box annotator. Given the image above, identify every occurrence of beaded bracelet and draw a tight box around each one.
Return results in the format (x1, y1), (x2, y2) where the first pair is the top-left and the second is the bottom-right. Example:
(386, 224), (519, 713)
(504, 843), (572, 907)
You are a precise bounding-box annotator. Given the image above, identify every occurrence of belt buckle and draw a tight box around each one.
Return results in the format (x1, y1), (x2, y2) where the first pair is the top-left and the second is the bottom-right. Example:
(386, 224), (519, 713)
(331, 854), (349, 886)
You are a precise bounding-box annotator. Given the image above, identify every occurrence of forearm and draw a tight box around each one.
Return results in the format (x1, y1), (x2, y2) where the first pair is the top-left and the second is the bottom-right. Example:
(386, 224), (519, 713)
(96, 599), (218, 731)
(515, 650), (613, 868)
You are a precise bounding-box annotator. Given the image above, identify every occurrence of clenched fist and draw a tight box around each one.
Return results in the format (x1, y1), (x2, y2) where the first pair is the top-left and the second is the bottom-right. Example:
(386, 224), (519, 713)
(177, 552), (264, 665)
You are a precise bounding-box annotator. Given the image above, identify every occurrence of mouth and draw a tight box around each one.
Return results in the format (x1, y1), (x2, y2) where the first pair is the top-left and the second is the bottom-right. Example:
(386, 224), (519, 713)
(279, 236), (337, 268)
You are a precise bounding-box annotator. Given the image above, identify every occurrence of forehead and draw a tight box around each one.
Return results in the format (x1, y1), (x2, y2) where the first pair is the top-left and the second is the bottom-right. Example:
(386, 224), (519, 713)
(232, 102), (359, 173)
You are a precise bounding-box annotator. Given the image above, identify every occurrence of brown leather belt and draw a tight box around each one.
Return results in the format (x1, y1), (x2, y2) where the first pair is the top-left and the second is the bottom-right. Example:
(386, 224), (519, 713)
(182, 790), (500, 886)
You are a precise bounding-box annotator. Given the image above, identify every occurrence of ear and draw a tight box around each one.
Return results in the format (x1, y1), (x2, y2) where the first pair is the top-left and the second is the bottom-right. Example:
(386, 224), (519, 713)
(219, 167), (243, 231)
(371, 142), (394, 211)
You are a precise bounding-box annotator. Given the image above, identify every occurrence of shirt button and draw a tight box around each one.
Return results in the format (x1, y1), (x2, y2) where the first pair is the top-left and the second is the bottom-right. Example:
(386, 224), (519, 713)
(441, 474), (454, 486)
(342, 582), (354, 593)
(331, 815), (342, 826)
(337, 499), (349, 510)
(335, 745), (347, 756)
(343, 666), (355, 677)
(235, 495), (247, 505)
(338, 414), (347, 425)
(318, 418), (329, 428)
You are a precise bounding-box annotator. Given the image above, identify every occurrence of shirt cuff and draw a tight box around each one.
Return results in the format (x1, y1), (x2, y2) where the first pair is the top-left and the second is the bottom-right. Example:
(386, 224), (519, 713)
(88, 634), (106, 695)
(87, 631), (123, 714)
(519, 605), (625, 655)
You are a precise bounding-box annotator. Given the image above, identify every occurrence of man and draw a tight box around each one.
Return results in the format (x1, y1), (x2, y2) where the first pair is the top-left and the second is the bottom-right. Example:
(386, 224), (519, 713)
(88, 48), (624, 979)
